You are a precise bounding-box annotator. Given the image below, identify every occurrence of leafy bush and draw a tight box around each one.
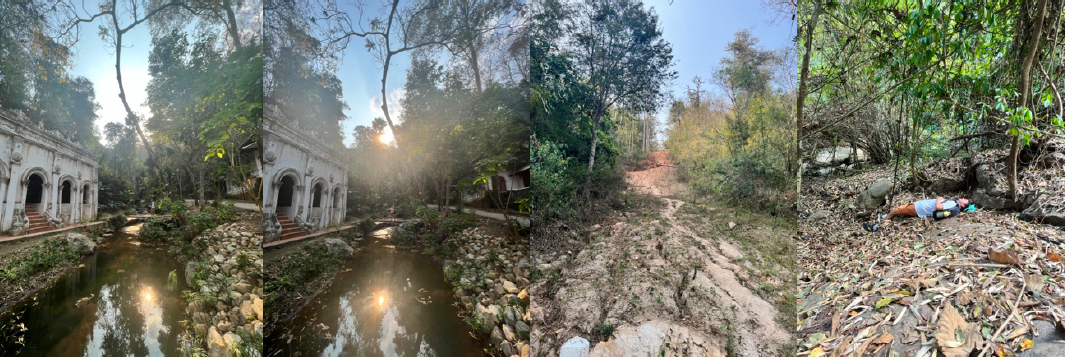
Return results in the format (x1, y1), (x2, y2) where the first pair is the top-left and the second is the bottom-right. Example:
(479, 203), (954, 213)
(357, 218), (376, 237)
(107, 214), (127, 231)
(215, 201), (237, 222)
(441, 212), (477, 234)
(187, 211), (216, 236)
(139, 218), (172, 242)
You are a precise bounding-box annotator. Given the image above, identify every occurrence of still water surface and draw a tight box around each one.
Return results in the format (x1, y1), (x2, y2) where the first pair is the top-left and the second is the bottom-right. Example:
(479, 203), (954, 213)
(267, 227), (485, 356)
(0, 224), (187, 356)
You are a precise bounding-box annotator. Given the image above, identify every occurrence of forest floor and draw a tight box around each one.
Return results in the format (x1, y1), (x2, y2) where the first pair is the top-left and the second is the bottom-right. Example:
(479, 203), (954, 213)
(798, 166), (1065, 356)
(531, 151), (795, 356)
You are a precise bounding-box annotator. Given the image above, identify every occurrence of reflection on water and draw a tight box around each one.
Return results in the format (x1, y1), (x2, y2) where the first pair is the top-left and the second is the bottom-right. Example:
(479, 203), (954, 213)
(268, 227), (485, 356)
(0, 229), (186, 356)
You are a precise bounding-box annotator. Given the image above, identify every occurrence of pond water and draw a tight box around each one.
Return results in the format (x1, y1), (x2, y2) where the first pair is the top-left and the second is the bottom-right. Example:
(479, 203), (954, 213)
(0, 224), (188, 356)
(266, 227), (485, 357)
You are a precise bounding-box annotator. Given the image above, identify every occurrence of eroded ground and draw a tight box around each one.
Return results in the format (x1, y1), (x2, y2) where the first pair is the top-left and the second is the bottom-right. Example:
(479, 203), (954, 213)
(531, 151), (795, 356)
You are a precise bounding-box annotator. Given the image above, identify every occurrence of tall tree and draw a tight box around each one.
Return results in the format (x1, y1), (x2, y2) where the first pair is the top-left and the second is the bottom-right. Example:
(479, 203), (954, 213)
(569, 0), (675, 181)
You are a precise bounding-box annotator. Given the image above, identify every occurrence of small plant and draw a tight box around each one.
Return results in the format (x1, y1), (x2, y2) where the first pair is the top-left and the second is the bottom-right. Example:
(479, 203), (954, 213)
(593, 321), (616, 341)
(167, 270), (179, 292)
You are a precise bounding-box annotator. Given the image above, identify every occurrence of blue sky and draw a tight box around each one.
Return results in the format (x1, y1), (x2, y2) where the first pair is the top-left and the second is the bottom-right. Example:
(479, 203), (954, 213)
(647, 0), (795, 139)
(334, 0), (795, 147)
(67, 22), (154, 144)
(64, 1), (792, 147)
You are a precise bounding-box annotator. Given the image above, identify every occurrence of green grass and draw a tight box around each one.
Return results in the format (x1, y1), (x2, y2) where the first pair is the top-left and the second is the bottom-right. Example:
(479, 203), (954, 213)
(0, 238), (82, 283)
(263, 241), (345, 327)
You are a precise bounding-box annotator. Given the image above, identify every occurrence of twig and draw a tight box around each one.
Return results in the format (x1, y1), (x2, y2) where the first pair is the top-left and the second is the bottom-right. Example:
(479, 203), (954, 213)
(979, 278), (1026, 356)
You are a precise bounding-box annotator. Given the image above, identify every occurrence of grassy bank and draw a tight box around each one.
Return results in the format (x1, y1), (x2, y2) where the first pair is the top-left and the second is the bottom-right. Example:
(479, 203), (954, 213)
(263, 237), (349, 337)
(0, 231), (99, 310)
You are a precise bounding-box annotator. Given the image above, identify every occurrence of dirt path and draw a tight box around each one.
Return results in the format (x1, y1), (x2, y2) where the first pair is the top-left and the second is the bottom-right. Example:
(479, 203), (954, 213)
(532, 151), (792, 356)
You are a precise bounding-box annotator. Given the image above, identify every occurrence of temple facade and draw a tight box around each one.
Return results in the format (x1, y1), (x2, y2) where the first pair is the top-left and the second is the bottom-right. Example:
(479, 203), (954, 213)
(0, 107), (99, 236)
(261, 105), (348, 243)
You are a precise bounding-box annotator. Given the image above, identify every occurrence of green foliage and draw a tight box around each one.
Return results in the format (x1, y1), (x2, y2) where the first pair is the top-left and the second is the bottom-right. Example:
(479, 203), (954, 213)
(167, 270), (179, 292)
(139, 218), (173, 243)
(186, 212), (216, 236)
(441, 213), (477, 234)
(264, 241), (345, 327)
(107, 214), (128, 231)
(357, 218), (376, 237)
(0, 238), (82, 283)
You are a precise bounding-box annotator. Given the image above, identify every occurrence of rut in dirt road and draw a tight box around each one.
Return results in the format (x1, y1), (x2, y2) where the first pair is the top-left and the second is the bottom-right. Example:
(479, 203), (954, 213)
(627, 151), (788, 354)
(532, 151), (789, 356)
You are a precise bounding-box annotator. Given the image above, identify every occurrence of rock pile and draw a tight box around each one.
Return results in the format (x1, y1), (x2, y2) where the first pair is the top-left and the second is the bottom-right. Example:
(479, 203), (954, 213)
(442, 227), (531, 357)
(183, 222), (264, 357)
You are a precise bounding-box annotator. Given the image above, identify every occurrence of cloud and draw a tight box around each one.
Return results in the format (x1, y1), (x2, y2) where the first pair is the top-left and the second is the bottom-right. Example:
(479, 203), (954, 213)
(369, 87), (407, 124)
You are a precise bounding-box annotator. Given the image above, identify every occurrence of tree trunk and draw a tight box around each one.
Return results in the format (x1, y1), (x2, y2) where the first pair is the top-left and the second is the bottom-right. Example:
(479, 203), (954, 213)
(223, 0), (242, 49)
(1009, 0), (1048, 200)
(796, 0), (820, 196)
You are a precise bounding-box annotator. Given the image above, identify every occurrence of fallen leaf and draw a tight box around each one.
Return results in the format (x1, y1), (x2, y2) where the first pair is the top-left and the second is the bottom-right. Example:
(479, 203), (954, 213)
(1049, 252), (1065, 263)
(1019, 339), (1034, 351)
(809, 346), (825, 357)
(989, 248), (1023, 266)
(1023, 273), (1045, 294)
(876, 296), (895, 309)
(1004, 326), (1028, 341)
(872, 331), (894, 344)
(934, 302), (983, 357)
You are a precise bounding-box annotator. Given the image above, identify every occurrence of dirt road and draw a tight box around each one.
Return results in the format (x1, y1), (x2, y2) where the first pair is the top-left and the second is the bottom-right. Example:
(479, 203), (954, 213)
(532, 151), (793, 356)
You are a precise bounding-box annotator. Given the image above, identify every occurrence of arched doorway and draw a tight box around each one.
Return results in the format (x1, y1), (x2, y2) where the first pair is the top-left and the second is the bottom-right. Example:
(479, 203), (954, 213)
(82, 184), (92, 220)
(332, 187), (343, 224)
(60, 181), (71, 204)
(312, 183), (323, 208)
(276, 175), (296, 217)
(25, 173), (44, 210)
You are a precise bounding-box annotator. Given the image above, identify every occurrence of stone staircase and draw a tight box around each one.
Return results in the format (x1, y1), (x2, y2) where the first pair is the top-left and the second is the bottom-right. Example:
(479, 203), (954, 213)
(276, 212), (305, 240)
(25, 206), (53, 235)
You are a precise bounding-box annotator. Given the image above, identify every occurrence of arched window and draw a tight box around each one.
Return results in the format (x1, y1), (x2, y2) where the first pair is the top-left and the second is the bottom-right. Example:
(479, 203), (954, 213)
(82, 185), (90, 204)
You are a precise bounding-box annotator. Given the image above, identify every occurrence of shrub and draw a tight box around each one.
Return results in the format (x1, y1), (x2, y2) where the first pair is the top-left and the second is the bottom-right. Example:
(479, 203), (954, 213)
(107, 214), (127, 231)
(357, 218), (376, 237)
(139, 218), (171, 242)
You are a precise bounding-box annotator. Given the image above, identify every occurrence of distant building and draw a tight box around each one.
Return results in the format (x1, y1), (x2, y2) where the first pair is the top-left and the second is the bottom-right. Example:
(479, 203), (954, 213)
(462, 164), (530, 204)
(0, 107), (98, 236)
(261, 105), (348, 243)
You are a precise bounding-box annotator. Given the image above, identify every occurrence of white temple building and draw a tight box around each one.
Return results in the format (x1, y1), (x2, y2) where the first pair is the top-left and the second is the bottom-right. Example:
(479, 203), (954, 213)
(262, 105), (348, 243)
(0, 107), (98, 236)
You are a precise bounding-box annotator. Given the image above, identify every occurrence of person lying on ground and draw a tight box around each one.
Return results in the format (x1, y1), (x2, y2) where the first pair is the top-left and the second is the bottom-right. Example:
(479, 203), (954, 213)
(884, 197), (971, 221)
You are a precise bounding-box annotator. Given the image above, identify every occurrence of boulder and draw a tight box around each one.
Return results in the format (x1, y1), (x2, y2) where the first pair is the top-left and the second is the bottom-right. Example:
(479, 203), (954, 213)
(207, 327), (228, 357)
(502, 280), (520, 294)
(515, 320), (531, 340)
(1019, 194), (1065, 227)
(813, 147), (867, 167)
(971, 190), (1018, 210)
(65, 233), (96, 255)
(252, 297), (263, 320)
(559, 336), (590, 357)
(186, 262), (200, 285)
(240, 300), (255, 320)
(974, 164), (1003, 192)
(321, 238), (354, 257)
(806, 211), (830, 222)
(856, 179), (893, 209)
(233, 282), (252, 295)
(926, 176), (967, 194)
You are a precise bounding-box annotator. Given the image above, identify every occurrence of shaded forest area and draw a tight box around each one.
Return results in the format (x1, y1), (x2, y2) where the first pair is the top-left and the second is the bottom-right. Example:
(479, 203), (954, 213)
(0, 1), (262, 212)
(798, 0), (1065, 356)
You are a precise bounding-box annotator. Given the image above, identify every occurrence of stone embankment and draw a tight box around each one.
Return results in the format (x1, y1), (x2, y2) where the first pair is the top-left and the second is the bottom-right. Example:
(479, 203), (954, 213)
(443, 227), (532, 357)
(183, 223), (264, 356)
